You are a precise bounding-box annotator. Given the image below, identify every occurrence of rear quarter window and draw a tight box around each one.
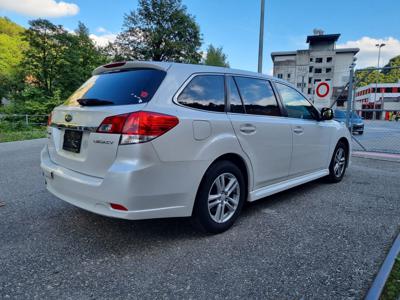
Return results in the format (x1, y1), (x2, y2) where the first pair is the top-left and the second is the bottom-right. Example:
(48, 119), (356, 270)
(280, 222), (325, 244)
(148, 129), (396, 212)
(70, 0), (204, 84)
(64, 69), (166, 106)
(177, 75), (225, 112)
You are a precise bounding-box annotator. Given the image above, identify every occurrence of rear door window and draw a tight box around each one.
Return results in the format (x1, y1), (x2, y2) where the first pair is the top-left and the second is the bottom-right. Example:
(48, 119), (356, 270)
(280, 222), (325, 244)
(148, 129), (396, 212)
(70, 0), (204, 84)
(65, 69), (166, 106)
(234, 77), (281, 116)
(177, 75), (225, 112)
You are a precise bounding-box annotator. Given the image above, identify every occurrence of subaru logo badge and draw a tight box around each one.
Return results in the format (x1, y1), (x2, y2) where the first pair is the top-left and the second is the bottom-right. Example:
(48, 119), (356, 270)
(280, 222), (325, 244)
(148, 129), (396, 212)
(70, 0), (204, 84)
(65, 114), (73, 122)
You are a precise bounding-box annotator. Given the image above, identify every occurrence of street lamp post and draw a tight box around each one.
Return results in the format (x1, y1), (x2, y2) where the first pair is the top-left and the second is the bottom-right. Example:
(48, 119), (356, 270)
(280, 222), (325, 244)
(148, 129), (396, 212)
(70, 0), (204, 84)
(258, 0), (265, 73)
(373, 43), (385, 119)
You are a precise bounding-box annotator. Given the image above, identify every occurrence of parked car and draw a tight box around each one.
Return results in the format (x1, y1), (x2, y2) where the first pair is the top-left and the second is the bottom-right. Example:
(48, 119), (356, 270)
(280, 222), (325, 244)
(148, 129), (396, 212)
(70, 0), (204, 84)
(334, 109), (364, 134)
(41, 61), (351, 233)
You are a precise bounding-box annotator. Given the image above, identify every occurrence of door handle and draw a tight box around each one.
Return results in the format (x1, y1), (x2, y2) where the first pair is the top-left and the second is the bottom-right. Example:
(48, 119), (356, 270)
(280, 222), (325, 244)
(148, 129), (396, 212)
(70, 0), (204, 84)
(293, 126), (304, 134)
(239, 124), (256, 134)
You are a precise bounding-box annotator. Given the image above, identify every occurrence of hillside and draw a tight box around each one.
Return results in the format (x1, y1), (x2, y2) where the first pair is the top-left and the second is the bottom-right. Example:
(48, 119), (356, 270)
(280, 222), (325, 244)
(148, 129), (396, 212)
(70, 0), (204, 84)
(0, 17), (27, 79)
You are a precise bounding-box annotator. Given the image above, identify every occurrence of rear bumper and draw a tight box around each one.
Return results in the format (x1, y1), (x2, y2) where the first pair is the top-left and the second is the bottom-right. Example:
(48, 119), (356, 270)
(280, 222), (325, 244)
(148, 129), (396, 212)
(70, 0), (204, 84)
(40, 145), (207, 220)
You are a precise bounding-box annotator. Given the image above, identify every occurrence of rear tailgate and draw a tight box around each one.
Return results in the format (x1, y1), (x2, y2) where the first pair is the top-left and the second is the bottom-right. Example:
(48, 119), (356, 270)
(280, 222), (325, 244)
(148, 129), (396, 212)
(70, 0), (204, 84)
(48, 104), (147, 178)
(47, 66), (168, 178)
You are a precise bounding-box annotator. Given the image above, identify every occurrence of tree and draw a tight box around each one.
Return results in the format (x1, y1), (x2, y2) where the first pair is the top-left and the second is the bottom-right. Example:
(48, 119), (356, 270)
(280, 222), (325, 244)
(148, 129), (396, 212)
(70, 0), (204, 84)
(381, 55), (400, 83)
(203, 44), (229, 67)
(58, 22), (108, 98)
(12, 19), (109, 114)
(115, 0), (202, 63)
(21, 19), (67, 96)
(356, 55), (400, 87)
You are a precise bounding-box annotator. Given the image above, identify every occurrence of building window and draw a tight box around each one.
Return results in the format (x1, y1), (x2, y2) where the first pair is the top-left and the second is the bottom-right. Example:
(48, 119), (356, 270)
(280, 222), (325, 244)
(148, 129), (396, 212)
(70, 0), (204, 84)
(327, 57), (332, 63)
(309, 66), (313, 73)
(297, 83), (306, 88)
(325, 79), (331, 82)
(314, 79), (321, 84)
(287, 73), (291, 79)
(310, 57), (313, 62)
(277, 74), (283, 79)
(314, 68), (322, 74)
(326, 68), (332, 73)
(308, 77), (312, 84)
(386, 87), (393, 93)
(316, 57), (323, 63)
(307, 88), (312, 94)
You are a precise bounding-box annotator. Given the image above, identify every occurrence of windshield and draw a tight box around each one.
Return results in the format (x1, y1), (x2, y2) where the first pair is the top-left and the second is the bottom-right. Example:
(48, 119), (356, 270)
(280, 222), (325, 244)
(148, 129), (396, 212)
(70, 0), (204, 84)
(64, 69), (166, 106)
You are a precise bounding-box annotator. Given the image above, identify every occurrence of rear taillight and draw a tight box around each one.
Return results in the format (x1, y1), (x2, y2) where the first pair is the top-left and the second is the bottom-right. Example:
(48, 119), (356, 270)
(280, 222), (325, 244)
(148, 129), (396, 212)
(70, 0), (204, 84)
(97, 111), (179, 144)
(47, 112), (52, 126)
(97, 114), (129, 134)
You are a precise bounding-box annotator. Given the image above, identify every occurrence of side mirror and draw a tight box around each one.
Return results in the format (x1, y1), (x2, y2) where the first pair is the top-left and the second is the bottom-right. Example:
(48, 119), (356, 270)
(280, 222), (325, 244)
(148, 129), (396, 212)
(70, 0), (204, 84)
(320, 107), (334, 120)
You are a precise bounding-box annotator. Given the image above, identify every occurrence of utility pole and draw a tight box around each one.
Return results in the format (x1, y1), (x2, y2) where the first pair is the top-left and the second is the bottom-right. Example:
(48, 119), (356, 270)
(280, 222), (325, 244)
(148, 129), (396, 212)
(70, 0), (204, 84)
(258, 0), (265, 73)
(373, 43), (385, 119)
(346, 63), (355, 129)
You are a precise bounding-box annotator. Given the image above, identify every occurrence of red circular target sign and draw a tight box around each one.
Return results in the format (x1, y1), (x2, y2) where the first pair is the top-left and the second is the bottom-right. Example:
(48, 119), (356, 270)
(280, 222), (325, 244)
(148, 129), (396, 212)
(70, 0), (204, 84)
(316, 82), (330, 98)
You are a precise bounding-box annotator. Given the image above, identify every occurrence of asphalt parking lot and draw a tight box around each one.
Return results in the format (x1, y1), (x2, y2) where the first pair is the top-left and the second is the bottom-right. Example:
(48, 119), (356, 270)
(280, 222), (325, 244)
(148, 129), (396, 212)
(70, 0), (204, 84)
(1, 139), (399, 299)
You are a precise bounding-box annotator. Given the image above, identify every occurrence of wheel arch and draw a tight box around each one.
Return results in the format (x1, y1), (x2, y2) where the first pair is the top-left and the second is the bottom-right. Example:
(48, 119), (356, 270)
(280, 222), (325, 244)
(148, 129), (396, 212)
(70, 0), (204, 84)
(193, 152), (253, 211)
(212, 153), (251, 199)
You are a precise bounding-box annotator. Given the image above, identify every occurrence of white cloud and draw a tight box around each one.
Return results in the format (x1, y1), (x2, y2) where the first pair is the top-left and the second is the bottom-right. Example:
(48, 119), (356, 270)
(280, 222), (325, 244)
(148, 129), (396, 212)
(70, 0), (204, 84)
(337, 36), (400, 69)
(96, 27), (108, 33)
(0, 0), (79, 17)
(89, 33), (117, 47)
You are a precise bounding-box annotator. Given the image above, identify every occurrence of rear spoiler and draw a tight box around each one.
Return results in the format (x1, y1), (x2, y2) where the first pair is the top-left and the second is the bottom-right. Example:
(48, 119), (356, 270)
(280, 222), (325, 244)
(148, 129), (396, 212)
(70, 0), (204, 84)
(92, 61), (172, 76)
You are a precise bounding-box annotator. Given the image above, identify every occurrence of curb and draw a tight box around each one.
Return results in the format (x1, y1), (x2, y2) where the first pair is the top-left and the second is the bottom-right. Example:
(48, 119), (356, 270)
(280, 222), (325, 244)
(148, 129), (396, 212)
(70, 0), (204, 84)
(365, 233), (400, 300)
(352, 151), (400, 163)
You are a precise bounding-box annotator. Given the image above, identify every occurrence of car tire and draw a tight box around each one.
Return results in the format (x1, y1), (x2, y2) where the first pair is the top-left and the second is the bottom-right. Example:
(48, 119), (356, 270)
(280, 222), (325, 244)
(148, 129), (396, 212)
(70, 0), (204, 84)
(192, 160), (246, 234)
(326, 141), (348, 183)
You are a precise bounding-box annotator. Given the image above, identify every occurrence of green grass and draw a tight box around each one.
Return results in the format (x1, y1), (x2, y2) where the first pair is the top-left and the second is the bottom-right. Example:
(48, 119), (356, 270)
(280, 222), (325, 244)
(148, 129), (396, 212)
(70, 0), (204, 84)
(0, 124), (46, 143)
(381, 255), (400, 300)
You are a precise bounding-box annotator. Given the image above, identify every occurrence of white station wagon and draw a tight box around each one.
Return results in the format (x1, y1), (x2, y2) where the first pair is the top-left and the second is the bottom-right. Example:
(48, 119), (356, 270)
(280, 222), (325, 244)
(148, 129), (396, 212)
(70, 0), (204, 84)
(41, 61), (351, 233)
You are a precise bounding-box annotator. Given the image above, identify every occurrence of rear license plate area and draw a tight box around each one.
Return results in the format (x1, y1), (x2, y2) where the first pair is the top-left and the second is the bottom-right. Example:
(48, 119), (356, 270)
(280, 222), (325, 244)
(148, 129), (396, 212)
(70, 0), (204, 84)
(63, 129), (83, 153)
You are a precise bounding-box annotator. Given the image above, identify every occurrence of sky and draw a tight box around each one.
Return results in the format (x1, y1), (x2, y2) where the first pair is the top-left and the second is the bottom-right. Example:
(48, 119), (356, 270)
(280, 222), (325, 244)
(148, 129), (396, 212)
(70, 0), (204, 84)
(1, 0), (400, 74)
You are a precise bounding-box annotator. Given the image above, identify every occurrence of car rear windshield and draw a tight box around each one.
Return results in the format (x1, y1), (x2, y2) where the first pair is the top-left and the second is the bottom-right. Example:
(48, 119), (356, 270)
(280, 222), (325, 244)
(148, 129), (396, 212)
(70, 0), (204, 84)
(64, 69), (166, 106)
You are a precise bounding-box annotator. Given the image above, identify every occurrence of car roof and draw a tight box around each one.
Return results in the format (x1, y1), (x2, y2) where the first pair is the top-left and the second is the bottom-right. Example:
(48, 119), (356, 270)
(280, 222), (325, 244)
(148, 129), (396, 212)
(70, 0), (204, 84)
(92, 60), (280, 82)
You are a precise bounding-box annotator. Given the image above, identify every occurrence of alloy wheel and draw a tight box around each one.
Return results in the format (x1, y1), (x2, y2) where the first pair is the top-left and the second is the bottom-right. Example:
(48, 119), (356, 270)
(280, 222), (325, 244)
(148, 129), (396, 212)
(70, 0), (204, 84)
(207, 173), (240, 223)
(333, 147), (346, 177)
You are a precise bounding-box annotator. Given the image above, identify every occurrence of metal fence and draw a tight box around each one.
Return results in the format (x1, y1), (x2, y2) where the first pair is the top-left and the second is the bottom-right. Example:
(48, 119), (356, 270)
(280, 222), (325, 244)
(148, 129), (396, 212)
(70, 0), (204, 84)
(350, 119), (400, 154)
(0, 114), (48, 128)
(334, 66), (400, 155)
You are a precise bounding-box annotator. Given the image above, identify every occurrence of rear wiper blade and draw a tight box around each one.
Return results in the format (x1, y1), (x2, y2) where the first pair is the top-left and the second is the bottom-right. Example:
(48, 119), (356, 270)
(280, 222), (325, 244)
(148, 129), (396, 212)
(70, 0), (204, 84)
(77, 98), (114, 106)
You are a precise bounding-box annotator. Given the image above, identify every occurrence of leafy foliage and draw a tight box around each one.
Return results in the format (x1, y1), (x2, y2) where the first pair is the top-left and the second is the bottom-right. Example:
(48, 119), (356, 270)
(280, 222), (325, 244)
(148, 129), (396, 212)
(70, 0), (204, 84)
(2, 19), (109, 114)
(203, 44), (229, 67)
(356, 56), (400, 87)
(0, 17), (28, 99)
(382, 55), (400, 82)
(0, 3), (208, 118)
(115, 0), (202, 63)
